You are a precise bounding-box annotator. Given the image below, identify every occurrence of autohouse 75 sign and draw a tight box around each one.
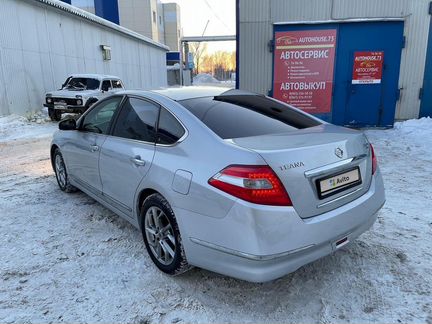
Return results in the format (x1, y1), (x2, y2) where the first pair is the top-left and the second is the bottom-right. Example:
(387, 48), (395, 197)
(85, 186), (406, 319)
(273, 29), (337, 114)
(352, 51), (384, 84)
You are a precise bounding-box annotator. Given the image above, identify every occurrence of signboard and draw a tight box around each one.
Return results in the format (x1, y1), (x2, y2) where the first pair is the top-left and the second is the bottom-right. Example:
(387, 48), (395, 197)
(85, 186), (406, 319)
(352, 51), (384, 84)
(273, 29), (337, 114)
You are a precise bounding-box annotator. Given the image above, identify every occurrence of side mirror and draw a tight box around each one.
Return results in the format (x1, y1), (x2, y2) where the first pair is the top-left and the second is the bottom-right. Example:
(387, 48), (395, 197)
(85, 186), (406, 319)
(59, 118), (77, 131)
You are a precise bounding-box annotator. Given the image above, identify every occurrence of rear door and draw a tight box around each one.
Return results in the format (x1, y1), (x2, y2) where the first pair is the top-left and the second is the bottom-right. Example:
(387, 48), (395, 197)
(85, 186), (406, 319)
(99, 96), (159, 217)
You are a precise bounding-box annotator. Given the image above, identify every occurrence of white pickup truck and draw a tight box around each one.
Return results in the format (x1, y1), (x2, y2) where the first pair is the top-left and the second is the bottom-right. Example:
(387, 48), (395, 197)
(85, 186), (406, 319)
(44, 74), (125, 121)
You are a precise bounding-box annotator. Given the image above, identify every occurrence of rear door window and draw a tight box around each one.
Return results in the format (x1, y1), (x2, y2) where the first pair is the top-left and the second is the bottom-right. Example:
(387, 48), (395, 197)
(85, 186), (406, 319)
(112, 97), (159, 143)
(157, 108), (185, 145)
(178, 96), (321, 139)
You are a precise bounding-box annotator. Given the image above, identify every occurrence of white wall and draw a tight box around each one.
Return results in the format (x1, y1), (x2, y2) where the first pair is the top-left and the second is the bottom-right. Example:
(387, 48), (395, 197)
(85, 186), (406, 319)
(238, 0), (431, 120)
(0, 0), (168, 116)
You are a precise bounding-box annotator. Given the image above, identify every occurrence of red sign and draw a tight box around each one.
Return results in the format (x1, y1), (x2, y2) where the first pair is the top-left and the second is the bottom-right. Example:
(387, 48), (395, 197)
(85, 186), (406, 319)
(352, 51), (384, 84)
(273, 29), (337, 114)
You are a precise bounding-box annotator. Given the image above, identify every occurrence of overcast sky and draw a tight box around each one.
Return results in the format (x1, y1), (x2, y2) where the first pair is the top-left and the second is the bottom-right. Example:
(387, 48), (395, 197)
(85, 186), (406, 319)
(161, 0), (236, 53)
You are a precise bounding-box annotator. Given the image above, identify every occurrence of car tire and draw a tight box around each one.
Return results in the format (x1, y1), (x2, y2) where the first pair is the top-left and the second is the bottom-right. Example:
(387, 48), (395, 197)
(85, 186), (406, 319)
(49, 108), (62, 121)
(53, 148), (77, 193)
(141, 193), (191, 276)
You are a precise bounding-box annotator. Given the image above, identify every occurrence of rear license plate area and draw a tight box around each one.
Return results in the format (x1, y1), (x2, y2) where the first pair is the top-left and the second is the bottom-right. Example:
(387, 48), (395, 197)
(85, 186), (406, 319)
(316, 167), (362, 199)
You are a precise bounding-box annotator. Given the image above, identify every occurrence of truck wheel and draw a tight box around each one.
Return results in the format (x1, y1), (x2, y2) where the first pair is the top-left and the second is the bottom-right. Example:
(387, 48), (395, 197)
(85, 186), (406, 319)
(49, 109), (62, 121)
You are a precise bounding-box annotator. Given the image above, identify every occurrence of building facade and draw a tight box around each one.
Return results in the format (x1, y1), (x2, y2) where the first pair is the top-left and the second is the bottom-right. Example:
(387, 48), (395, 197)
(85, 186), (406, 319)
(62, 0), (182, 51)
(237, 0), (432, 125)
(0, 0), (168, 116)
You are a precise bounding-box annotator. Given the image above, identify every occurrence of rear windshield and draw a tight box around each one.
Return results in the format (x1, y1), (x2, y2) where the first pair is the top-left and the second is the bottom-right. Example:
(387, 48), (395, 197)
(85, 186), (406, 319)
(178, 95), (321, 139)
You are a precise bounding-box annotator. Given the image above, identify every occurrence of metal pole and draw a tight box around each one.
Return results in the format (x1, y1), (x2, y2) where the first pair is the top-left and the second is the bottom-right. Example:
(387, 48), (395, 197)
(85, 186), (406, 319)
(179, 41), (184, 86)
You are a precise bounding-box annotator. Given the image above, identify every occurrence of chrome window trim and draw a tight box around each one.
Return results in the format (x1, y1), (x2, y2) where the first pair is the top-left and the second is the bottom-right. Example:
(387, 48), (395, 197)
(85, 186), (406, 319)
(77, 94), (189, 147)
(123, 94), (189, 147)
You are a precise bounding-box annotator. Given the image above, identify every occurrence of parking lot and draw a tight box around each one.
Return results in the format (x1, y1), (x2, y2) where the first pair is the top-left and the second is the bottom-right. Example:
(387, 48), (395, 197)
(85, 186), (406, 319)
(0, 115), (431, 323)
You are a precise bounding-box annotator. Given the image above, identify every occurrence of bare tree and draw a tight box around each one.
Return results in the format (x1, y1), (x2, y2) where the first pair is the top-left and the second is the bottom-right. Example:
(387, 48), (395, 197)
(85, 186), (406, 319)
(190, 42), (208, 75)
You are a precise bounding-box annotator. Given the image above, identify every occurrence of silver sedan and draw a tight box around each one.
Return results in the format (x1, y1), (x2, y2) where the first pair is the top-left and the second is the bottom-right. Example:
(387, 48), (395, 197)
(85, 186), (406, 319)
(51, 87), (385, 282)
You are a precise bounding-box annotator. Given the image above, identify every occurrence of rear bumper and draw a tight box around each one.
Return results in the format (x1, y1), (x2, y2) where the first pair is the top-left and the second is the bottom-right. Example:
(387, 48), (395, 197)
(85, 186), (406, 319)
(175, 170), (385, 282)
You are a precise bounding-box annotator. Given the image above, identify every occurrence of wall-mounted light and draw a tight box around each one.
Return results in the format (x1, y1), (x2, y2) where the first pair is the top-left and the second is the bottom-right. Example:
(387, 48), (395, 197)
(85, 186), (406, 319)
(100, 45), (111, 60)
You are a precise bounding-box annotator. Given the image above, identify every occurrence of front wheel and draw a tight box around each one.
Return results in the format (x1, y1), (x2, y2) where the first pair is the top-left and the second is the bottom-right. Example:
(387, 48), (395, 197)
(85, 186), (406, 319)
(49, 108), (62, 121)
(53, 148), (77, 193)
(141, 194), (191, 275)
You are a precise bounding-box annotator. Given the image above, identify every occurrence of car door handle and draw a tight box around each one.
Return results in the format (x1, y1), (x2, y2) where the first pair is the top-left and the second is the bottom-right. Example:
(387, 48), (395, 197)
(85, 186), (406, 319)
(130, 156), (146, 166)
(90, 145), (99, 152)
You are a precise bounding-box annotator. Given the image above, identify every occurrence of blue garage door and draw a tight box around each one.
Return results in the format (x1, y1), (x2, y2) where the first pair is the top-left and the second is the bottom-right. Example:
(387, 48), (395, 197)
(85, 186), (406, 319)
(273, 21), (404, 127)
(420, 18), (432, 118)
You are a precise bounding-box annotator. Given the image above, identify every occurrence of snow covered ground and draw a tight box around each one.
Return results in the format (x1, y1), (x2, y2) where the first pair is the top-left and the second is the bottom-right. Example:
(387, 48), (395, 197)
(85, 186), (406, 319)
(0, 116), (431, 323)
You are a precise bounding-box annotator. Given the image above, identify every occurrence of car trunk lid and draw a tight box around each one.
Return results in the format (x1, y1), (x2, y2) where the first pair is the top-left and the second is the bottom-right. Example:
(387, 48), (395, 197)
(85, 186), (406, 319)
(230, 124), (372, 218)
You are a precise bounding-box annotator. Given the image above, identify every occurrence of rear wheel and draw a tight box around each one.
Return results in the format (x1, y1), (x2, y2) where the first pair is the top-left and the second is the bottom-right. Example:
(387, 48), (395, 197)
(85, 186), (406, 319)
(53, 148), (77, 193)
(141, 194), (191, 275)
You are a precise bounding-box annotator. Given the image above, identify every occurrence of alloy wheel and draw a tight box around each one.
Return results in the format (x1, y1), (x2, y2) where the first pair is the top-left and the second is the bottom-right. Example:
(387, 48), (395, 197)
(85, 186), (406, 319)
(55, 154), (66, 188)
(144, 206), (177, 265)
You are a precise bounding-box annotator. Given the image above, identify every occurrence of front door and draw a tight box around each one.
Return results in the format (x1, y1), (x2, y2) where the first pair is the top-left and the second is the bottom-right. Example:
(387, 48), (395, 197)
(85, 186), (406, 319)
(99, 96), (159, 217)
(64, 96), (123, 194)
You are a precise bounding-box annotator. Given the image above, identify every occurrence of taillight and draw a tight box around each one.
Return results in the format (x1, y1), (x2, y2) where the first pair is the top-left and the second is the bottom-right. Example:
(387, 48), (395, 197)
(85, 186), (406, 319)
(208, 165), (292, 206)
(370, 144), (378, 175)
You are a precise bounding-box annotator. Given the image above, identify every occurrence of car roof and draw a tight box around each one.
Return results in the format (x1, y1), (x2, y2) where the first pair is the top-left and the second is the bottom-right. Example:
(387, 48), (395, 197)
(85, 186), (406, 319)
(116, 87), (258, 101)
(69, 74), (120, 80)
(151, 86), (229, 101)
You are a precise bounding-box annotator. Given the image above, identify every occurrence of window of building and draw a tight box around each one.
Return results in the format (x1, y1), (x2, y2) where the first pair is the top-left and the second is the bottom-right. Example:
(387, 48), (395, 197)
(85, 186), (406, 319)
(153, 11), (156, 23)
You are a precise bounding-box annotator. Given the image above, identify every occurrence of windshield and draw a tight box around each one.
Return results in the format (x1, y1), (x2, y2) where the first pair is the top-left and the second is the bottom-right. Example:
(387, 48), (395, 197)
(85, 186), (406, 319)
(63, 78), (100, 90)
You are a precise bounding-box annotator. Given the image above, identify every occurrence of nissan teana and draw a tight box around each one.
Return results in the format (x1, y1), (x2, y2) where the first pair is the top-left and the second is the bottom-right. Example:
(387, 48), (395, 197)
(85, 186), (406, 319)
(51, 87), (385, 282)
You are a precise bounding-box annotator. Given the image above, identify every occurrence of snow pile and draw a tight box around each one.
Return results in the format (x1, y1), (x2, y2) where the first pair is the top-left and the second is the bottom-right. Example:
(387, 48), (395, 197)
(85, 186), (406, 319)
(193, 73), (220, 84)
(394, 116), (432, 135)
(0, 118), (431, 323)
(0, 113), (57, 143)
(368, 117), (432, 162)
